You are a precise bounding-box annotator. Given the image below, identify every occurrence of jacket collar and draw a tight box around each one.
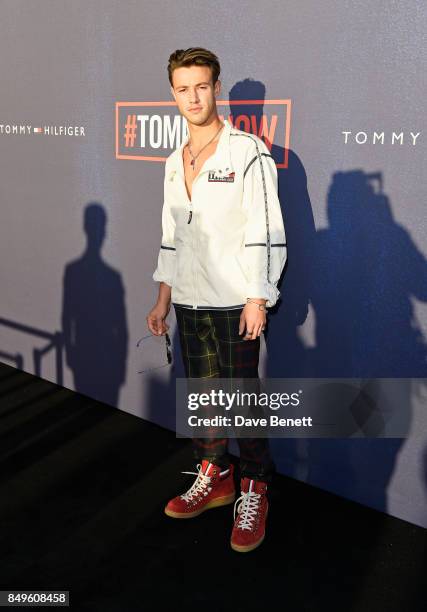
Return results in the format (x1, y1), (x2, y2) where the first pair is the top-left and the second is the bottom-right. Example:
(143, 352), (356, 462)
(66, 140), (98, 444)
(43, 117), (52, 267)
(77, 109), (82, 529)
(169, 117), (234, 176)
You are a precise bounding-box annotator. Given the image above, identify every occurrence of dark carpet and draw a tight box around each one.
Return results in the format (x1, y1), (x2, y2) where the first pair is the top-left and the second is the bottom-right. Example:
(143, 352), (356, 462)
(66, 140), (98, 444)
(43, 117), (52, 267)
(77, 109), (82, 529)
(0, 362), (424, 611)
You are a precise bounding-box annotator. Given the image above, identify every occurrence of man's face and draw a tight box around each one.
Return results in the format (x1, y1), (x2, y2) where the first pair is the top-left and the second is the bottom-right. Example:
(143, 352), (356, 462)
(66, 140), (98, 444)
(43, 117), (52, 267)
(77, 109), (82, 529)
(170, 64), (221, 126)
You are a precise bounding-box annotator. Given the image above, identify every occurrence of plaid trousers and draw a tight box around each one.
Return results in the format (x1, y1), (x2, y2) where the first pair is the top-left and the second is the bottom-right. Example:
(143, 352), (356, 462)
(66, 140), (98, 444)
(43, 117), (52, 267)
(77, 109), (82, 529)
(174, 305), (275, 482)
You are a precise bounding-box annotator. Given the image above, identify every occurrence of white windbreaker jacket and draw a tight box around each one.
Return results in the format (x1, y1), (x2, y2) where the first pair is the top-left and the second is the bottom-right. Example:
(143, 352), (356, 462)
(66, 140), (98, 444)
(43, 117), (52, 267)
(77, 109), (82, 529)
(152, 118), (287, 309)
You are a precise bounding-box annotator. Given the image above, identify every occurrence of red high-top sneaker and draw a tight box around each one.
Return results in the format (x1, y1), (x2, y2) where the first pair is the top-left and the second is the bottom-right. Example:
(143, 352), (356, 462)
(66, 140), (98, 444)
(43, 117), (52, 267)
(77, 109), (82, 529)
(230, 477), (268, 552)
(164, 459), (235, 518)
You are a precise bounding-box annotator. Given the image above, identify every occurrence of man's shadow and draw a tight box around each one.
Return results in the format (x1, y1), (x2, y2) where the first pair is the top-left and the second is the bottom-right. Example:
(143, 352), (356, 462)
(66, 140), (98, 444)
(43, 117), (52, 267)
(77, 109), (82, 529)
(61, 202), (129, 406)
(304, 169), (427, 511)
(228, 80), (316, 483)
(311, 170), (427, 378)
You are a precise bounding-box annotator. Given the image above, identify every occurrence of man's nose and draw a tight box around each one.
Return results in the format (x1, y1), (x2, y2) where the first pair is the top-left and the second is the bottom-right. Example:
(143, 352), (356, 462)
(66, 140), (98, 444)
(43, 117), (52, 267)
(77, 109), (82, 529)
(188, 88), (199, 102)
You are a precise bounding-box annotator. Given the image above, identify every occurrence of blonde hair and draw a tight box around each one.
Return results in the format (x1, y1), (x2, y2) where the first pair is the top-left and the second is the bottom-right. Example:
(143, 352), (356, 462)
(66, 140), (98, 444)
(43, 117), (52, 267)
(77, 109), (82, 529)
(168, 47), (221, 87)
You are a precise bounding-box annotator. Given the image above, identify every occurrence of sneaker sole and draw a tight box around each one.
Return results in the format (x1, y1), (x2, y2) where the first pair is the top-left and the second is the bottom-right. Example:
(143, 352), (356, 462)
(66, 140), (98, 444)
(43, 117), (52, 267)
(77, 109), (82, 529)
(164, 492), (236, 518)
(230, 533), (265, 553)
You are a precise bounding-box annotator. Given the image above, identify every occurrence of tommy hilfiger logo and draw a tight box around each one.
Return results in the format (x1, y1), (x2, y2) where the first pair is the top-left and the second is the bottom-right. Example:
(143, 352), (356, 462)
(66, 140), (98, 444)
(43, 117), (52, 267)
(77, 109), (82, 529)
(208, 170), (235, 182)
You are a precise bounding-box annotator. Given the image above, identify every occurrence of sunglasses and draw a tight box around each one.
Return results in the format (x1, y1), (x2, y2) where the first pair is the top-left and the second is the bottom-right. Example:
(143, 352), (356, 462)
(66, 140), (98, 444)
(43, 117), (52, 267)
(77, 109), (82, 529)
(136, 332), (172, 374)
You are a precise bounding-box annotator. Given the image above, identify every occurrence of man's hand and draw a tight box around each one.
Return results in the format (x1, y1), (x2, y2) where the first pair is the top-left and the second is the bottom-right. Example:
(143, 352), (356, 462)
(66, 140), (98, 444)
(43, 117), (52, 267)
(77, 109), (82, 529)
(146, 300), (171, 336)
(239, 299), (267, 340)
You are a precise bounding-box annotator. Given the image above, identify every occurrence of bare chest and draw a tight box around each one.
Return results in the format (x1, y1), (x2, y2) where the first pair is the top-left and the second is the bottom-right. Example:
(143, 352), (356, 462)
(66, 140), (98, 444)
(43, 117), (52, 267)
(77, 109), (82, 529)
(183, 141), (220, 201)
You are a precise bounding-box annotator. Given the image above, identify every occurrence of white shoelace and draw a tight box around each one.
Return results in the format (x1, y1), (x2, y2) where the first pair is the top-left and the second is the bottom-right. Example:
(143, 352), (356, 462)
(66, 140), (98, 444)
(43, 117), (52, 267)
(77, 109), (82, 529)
(233, 482), (261, 531)
(180, 463), (213, 502)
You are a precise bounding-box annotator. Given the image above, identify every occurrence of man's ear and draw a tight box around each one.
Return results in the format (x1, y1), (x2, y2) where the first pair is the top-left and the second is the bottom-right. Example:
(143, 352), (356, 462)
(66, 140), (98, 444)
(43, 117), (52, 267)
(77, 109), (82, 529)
(214, 79), (221, 97)
(170, 85), (176, 101)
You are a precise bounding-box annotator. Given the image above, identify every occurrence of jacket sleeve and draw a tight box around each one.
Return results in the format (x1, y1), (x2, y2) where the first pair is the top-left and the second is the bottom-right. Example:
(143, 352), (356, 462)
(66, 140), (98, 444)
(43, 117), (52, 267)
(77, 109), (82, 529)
(241, 138), (287, 308)
(152, 171), (176, 288)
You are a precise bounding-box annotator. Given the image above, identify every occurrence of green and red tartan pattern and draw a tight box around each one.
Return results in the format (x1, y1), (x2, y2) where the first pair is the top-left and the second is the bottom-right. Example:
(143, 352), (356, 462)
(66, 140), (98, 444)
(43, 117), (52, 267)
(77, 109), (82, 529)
(174, 306), (275, 482)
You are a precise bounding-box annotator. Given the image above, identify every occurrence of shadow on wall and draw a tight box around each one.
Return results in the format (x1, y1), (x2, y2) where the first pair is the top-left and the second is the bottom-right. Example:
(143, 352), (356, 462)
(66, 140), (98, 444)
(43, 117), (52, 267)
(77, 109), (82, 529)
(299, 170), (427, 513)
(228, 79), (427, 517)
(61, 202), (129, 407)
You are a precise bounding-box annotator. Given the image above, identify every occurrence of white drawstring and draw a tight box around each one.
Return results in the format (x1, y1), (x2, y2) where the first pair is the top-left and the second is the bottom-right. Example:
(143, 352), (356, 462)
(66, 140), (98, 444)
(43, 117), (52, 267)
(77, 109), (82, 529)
(180, 463), (213, 502)
(233, 482), (261, 531)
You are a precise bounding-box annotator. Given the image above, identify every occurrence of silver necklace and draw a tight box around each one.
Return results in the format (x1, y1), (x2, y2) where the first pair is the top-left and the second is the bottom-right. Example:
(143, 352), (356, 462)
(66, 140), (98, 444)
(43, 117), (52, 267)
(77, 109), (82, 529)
(187, 123), (224, 171)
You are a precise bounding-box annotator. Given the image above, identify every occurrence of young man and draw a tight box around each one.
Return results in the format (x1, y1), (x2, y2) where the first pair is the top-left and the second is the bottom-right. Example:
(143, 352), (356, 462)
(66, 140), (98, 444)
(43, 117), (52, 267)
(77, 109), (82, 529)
(147, 47), (287, 552)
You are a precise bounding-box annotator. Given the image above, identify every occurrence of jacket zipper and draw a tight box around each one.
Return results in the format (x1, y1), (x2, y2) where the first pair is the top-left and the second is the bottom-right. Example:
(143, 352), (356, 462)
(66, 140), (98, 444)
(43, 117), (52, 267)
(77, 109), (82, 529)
(190, 198), (197, 309)
(194, 198), (199, 309)
(182, 168), (211, 309)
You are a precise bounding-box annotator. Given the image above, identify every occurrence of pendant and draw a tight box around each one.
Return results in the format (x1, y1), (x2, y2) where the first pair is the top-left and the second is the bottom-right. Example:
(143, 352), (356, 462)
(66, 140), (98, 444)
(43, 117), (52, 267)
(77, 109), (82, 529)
(191, 158), (195, 170)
